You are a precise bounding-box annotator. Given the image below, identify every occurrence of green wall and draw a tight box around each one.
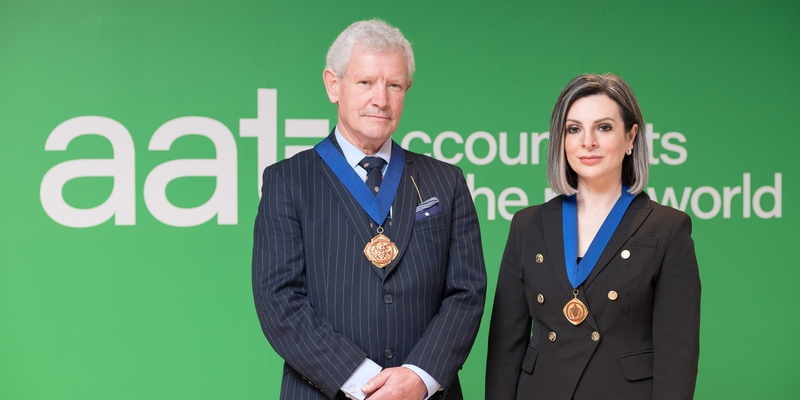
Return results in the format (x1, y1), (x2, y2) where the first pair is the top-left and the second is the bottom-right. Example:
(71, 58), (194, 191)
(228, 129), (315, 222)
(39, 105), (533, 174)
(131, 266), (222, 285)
(1, 0), (796, 398)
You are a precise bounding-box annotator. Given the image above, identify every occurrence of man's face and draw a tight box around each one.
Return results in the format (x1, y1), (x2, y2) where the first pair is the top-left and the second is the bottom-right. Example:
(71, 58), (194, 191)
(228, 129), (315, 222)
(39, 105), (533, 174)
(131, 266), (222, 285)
(324, 46), (411, 154)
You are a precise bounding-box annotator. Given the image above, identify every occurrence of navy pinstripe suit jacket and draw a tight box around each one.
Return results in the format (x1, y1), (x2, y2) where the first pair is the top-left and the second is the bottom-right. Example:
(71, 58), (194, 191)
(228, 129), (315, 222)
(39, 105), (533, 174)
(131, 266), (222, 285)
(253, 137), (486, 400)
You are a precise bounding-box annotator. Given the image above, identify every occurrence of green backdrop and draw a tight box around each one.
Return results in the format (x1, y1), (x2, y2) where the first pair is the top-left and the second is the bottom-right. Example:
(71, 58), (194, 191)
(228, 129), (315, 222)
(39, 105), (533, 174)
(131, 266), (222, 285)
(1, 0), (796, 398)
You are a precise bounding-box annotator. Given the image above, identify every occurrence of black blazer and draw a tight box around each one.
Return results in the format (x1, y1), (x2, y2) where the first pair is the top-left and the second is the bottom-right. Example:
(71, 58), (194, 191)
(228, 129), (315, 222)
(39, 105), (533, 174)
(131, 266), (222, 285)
(253, 139), (486, 400)
(486, 193), (700, 400)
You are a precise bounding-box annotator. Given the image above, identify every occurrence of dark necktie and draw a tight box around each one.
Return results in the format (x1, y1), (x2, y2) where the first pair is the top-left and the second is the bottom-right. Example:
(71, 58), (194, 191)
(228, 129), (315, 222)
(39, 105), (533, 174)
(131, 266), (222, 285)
(359, 156), (386, 196)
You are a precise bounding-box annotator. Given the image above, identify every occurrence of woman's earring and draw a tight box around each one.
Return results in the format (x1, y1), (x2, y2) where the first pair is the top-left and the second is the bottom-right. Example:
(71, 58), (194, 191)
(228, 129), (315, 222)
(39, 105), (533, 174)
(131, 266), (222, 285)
(626, 148), (632, 155)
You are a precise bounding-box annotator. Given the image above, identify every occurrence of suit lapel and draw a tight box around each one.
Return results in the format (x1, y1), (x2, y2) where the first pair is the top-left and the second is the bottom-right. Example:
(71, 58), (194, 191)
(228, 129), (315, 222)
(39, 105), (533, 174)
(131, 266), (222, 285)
(314, 150), (385, 277)
(583, 194), (652, 290)
(544, 199), (602, 331)
(543, 194), (652, 331)
(542, 198), (575, 296)
(314, 135), (415, 280)
(382, 153), (416, 277)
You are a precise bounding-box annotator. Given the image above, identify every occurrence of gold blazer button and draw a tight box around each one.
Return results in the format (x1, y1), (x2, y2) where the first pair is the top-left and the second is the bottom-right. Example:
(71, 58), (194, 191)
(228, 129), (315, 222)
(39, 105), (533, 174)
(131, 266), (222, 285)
(608, 291), (618, 300)
(591, 331), (600, 342)
(621, 250), (631, 259)
(537, 294), (544, 304)
(549, 331), (557, 342)
(536, 254), (544, 263)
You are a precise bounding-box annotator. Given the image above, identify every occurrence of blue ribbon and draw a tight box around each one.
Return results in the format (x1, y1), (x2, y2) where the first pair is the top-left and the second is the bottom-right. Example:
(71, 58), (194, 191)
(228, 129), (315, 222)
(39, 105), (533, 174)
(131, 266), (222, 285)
(315, 137), (405, 226)
(563, 185), (635, 289)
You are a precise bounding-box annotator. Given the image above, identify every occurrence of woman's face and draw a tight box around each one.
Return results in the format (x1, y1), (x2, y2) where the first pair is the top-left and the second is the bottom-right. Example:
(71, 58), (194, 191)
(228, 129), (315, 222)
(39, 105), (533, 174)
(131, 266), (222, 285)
(563, 94), (637, 188)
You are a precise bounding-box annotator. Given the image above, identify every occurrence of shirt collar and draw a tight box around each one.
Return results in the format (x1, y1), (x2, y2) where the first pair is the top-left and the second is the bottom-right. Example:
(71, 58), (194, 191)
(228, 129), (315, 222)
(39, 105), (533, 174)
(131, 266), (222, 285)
(334, 126), (393, 169)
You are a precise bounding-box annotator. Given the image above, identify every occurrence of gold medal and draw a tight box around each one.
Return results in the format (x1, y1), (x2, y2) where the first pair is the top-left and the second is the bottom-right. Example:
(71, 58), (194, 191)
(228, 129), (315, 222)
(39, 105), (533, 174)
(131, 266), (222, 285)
(363, 227), (398, 268)
(563, 289), (588, 326)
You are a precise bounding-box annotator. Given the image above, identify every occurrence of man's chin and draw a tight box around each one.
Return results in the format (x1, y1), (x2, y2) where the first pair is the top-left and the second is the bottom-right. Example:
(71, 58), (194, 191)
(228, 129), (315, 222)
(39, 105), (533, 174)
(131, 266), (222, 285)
(359, 126), (396, 140)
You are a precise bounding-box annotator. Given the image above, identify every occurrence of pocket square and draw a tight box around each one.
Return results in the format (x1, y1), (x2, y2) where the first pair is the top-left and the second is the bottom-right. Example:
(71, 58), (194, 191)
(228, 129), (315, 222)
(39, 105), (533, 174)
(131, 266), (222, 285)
(415, 197), (443, 220)
(416, 197), (439, 212)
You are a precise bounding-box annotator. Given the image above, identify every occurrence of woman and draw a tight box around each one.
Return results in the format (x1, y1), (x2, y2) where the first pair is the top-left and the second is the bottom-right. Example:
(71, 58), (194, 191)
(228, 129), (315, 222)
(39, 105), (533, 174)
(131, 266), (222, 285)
(486, 73), (700, 399)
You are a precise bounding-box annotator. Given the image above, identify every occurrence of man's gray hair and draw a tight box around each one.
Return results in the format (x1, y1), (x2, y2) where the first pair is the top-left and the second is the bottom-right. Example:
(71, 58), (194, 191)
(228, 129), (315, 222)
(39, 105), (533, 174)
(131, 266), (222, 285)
(326, 19), (415, 83)
(547, 73), (649, 196)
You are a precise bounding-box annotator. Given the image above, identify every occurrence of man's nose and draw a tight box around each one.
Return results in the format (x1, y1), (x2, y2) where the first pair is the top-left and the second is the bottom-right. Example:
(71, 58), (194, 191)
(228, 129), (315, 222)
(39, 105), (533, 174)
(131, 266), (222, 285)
(371, 85), (389, 108)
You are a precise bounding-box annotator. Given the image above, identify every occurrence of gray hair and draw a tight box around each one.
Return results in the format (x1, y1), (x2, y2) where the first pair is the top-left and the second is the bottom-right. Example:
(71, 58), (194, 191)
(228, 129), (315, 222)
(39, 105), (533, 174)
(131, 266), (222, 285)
(325, 19), (415, 83)
(546, 73), (649, 196)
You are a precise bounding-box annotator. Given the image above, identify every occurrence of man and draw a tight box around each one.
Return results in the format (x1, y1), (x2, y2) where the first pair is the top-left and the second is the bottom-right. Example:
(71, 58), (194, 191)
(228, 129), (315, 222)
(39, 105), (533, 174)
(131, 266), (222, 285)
(252, 19), (486, 400)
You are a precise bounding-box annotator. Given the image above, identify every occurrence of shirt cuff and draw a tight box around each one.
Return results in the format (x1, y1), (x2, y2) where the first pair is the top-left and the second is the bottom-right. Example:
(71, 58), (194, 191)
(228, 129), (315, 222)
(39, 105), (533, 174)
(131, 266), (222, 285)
(340, 358), (382, 400)
(402, 364), (442, 400)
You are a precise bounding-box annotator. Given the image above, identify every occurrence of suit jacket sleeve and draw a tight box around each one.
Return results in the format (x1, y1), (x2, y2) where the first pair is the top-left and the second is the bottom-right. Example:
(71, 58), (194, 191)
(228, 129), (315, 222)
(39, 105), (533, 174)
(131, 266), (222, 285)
(401, 167), (487, 391)
(485, 208), (533, 399)
(652, 211), (701, 399)
(252, 164), (366, 398)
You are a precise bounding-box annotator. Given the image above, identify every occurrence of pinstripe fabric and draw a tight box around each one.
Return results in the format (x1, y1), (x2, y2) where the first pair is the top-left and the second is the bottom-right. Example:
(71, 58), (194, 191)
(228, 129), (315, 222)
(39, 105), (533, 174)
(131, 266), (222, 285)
(253, 141), (487, 400)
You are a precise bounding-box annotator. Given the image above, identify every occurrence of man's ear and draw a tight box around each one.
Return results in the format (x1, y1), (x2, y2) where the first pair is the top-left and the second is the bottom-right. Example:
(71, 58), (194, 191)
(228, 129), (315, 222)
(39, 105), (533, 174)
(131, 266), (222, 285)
(323, 69), (339, 103)
(406, 78), (412, 92)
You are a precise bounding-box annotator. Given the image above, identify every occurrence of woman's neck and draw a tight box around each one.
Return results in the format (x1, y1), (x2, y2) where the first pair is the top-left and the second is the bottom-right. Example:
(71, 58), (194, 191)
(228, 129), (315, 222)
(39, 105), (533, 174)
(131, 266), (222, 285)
(575, 180), (623, 213)
(573, 179), (624, 257)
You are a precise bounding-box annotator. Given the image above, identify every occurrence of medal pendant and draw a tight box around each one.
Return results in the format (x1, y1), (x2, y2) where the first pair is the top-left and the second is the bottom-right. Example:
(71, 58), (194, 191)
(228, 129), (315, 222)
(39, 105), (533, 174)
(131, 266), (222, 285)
(563, 290), (588, 326)
(363, 228), (398, 268)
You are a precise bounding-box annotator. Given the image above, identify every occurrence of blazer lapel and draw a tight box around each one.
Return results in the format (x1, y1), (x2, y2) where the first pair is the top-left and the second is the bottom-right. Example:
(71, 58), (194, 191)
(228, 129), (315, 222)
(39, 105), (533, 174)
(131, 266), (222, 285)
(314, 150), (384, 277)
(544, 194), (652, 331)
(382, 152), (416, 277)
(583, 194), (653, 290)
(544, 199), (602, 331)
(542, 198), (575, 296)
(578, 195), (651, 332)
